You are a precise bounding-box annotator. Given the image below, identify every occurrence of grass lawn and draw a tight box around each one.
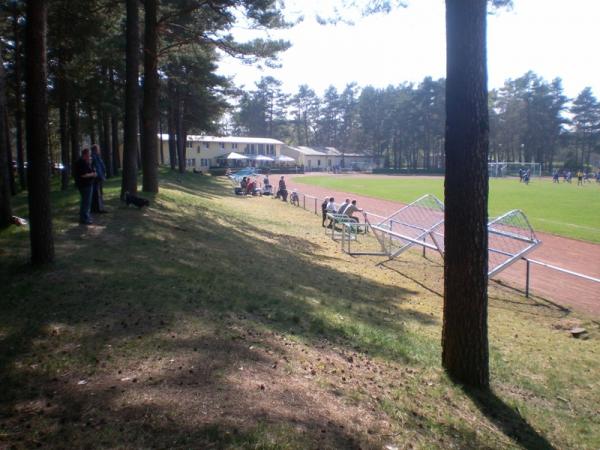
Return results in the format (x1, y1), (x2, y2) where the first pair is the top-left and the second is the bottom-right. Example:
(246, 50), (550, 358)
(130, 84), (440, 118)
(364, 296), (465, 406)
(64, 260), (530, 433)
(0, 170), (599, 449)
(294, 175), (600, 243)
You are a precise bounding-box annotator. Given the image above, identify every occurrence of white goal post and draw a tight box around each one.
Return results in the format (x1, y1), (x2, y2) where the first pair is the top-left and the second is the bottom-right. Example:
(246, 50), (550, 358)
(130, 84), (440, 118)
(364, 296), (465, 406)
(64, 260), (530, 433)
(488, 162), (542, 178)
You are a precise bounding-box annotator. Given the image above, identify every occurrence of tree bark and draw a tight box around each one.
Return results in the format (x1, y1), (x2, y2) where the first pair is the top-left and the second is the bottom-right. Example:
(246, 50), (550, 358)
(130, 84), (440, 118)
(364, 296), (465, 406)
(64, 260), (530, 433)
(142, 0), (159, 192)
(12, 6), (26, 192)
(442, 0), (489, 388)
(111, 113), (120, 175)
(4, 111), (16, 196)
(25, 0), (54, 264)
(109, 67), (120, 175)
(159, 114), (164, 165)
(167, 81), (177, 170)
(121, 0), (139, 197)
(138, 104), (143, 169)
(176, 89), (186, 174)
(87, 104), (96, 145)
(102, 108), (112, 178)
(69, 97), (80, 179)
(58, 55), (70, 190)
(0, 48), (13, 227)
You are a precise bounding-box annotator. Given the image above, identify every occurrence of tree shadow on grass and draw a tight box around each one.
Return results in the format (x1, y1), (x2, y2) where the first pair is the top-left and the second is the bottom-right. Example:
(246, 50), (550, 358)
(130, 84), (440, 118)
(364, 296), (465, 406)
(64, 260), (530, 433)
(380, 260), (444, 298)
(378, 251), (571, 320)
(0, 175), (447, 447)
(463, 387), (555, 450)
(0, 331), (373, 448)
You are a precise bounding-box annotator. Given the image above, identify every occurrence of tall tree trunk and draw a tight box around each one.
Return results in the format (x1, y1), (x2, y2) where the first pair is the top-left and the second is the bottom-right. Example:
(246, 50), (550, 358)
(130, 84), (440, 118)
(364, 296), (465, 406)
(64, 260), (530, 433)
(159, 115), (164, 165)
(87, 104), (96, 145)
(13, 7), (26, 191)
(176, 88), (185, 173)
(4, 111), (16, 196)
(69, 97), (80, 178)
(102, 109), (112, 178)
(122, 0), (139, 197)
(58, 56), (69, 190)
(442, 0), (489, 388)
(142, 0), (159, 192)
(109, 67), (120, 175)
(111, 113), (120, 175)
(0, 48), (13, 227)
(138, 104), (143, 169)
(167, 81), (177, 169)
(25, 0), (54, 264)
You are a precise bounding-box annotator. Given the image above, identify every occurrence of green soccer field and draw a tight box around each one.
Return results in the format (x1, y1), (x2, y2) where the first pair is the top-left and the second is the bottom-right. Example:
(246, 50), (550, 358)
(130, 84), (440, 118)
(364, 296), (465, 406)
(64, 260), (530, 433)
(295, 175), (600, 243)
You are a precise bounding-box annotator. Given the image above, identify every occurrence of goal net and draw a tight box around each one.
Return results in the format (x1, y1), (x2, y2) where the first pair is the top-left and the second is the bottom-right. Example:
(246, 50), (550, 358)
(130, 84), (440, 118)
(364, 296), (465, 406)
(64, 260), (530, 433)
(488, 162), (542, 178)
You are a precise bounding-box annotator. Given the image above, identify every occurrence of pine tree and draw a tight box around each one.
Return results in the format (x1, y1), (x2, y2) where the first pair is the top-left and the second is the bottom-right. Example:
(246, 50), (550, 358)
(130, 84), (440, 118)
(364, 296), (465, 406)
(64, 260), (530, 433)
(25, 0), (54, 264)
(442, 0), (489, 387)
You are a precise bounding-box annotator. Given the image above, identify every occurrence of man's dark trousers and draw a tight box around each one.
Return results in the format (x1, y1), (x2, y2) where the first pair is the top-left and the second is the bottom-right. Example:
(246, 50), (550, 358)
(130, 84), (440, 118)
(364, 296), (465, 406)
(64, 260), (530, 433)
(79, 185), (93, 224)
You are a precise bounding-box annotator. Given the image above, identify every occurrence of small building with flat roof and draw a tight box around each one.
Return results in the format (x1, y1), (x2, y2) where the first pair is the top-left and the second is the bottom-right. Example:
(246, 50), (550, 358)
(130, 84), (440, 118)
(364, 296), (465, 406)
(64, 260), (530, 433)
(158, 135), (286, 170)
(281, 145), (373, 171)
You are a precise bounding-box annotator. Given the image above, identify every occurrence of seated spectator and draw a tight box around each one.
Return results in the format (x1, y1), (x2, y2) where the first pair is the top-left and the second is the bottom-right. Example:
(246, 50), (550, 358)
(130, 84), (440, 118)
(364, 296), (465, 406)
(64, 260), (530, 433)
(290, 189), (300, 206)
(246, 179), (255, 195)
(325, 197), (336, 228)
(240, 177), (248, 191)
(344, 200), (363, 223)
(321, 197), (329, 227)
(338, 198), (350, 214)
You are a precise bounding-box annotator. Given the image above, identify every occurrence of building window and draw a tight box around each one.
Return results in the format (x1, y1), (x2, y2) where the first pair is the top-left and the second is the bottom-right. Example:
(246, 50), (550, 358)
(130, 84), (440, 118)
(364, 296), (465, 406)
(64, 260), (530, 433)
(200, 158), (209, 167)
(187, 141), (193, 149)
(258, 144), (264, 155)
(204, 142), (209, 149)
(220, 142), (225, 149)
(317, 160), (321, 166)
(196, 147), (201, 154)
(232, 143), (238, 149)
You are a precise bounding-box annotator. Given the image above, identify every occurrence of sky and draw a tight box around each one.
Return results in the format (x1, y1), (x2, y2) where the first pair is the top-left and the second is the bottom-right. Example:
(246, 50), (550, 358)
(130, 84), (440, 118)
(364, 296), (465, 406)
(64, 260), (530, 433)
(216, 0), (600, 100)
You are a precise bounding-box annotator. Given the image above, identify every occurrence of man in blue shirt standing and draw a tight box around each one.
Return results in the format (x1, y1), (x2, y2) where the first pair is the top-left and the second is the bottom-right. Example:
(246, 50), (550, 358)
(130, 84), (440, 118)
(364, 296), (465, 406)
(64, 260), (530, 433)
(91, 144), (107, 213)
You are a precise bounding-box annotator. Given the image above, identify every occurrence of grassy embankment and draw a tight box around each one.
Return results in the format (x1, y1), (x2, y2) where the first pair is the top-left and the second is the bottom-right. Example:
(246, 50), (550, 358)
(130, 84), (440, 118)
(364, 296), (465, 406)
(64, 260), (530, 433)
(295, 175), (600, 243)
(0, 170), (598, 449)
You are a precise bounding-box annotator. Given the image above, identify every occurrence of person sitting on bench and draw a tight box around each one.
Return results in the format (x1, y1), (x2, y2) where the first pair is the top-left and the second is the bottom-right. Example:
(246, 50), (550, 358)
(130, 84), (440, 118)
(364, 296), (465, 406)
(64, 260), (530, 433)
(344, 200), (363, 223)
(246, 178), (256, 195)
(290, 189), (300, 206)
(262, 175), (272, 195)
(325, 197), (336, 228)
(337, 198), (350, 215)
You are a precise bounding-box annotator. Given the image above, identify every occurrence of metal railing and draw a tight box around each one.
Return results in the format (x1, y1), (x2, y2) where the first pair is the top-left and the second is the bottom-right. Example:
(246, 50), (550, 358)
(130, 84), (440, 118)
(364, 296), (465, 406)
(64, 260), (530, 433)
(522, 257), (600, 298)
(299, 193), (319, 215)
(292, 190), (599, 303)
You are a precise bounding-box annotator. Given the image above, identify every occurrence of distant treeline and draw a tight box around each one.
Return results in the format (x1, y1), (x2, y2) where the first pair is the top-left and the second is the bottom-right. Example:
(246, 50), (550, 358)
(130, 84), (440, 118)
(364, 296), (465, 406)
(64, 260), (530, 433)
(230, 72), (600, 171)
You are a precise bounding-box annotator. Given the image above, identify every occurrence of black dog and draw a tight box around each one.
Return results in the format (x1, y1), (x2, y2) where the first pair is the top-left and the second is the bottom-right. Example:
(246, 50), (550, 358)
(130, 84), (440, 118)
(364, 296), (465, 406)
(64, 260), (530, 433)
(124, 192), (150, 208)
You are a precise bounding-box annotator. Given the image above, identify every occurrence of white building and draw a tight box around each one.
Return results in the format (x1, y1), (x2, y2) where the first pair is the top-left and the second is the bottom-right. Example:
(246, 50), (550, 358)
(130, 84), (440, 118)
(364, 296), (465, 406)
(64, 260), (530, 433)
(159, 135), (286, 170)
(281, 145), (373, 171)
